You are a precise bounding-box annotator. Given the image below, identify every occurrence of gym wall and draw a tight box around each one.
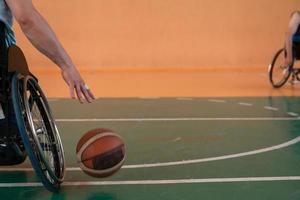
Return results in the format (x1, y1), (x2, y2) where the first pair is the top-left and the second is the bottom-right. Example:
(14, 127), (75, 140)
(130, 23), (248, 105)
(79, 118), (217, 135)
(14, 0), (298, 71)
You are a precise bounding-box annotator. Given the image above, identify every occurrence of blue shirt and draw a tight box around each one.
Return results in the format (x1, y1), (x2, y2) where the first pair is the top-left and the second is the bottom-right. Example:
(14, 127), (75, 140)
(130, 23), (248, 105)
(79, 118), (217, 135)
(0, 0), (15, 47)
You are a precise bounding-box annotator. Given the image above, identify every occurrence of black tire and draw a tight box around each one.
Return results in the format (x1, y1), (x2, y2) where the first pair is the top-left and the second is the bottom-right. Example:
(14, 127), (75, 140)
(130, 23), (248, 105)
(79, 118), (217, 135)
(11, 73), (65, 192)
(268, 48), (293, 88)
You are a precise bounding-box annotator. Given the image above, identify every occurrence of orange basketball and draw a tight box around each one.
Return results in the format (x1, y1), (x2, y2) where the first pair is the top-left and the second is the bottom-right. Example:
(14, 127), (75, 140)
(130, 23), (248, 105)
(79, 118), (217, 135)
(76, 128), (126, 178)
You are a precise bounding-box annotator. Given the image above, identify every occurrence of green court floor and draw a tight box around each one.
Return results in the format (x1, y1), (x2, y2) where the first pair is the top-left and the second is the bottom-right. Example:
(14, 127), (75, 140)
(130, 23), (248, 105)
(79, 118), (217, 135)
(1, 97), (300, 200)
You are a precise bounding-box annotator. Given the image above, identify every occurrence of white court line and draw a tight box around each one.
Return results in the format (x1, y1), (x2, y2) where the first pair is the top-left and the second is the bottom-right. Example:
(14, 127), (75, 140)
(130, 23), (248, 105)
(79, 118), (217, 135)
(287, 112), (299, 117)
(208, 99), (226, 103)
(55, 117), (300, 122)
(1, 176), (300, 187)
(2, 134), (300, 171)
(172, 137), (182, 142)
(122, 135), (300, 168)
(238, 102), (253, 106)
(264, 106), (279, 111)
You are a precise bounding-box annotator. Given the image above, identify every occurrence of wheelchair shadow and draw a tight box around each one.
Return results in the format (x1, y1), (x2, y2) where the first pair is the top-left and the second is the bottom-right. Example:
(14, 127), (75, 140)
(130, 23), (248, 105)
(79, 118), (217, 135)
(0, 170), (28, 183)
(50, 190), (118, 200)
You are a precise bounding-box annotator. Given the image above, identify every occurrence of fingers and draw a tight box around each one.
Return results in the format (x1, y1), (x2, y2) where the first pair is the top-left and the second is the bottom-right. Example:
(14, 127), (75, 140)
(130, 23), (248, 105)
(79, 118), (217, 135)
(69, 82), (95, 103)
(69, 82), (76, 99)
(84, 84), (96, 100)
(87, 88), (95, 100)
(80, 84), (95, 103)
(62, 69), (94, 103)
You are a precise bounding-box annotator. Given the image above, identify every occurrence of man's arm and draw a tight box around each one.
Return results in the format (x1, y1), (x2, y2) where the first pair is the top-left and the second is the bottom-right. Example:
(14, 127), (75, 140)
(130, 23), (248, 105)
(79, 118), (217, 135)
(5, 0), (94, 103)
(285, 12), (300, 66)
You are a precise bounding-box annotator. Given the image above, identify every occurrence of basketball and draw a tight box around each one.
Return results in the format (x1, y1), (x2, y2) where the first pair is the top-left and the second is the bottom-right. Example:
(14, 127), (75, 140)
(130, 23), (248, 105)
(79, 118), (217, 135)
(76, 128), (126, 178)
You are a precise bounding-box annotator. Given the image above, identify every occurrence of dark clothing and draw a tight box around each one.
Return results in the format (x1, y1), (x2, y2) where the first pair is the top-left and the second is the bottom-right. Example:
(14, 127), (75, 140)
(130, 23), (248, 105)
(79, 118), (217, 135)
(292, 12), (300, 58)
(0, 21), (7, 67)
(293, 25), (300, 59)
(0, 21), (27, 165)
(293, 25), (300, 43)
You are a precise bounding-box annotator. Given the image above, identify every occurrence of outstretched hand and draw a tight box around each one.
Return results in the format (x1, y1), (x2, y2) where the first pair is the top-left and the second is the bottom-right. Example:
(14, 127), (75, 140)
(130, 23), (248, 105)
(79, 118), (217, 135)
(61, 67), (95, 103)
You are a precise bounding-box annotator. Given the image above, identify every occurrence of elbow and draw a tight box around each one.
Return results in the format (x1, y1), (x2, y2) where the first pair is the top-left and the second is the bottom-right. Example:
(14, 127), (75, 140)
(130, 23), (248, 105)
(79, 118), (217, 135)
(15, 13), (37, 31)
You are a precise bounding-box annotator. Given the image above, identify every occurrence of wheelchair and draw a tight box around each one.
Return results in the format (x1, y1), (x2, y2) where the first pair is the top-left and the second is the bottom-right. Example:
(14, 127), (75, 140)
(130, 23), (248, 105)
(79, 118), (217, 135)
(268, 43), (300, 88)
(0, 45), (65, 192)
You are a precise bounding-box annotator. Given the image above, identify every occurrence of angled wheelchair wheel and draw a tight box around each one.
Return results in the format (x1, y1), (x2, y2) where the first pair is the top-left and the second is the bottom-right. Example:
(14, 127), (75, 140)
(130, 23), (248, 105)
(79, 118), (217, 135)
(268, 48), (292, 88)
(11, 73), (65, 192)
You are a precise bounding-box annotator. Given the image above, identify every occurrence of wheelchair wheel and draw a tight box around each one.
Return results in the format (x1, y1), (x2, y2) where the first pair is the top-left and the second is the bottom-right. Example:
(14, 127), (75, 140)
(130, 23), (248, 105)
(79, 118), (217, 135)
(268, 48), (292, 88)
(11, 73), (65, 192)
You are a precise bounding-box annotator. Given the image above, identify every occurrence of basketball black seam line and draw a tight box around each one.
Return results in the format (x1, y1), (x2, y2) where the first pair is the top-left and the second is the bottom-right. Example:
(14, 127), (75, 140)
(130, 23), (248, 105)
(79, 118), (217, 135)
(79, 144), (125, 163)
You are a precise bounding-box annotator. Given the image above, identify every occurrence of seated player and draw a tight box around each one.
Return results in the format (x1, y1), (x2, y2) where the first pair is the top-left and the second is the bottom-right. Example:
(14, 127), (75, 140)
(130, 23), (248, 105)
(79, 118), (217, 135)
(0, 0), (95, 164)
(285, 11), (300, 67)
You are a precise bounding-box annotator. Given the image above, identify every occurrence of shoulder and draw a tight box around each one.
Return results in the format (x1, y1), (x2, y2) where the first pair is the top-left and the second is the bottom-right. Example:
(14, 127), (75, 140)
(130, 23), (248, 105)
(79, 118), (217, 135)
(291, 11), (300, 18)
(289, 11), (300, 25)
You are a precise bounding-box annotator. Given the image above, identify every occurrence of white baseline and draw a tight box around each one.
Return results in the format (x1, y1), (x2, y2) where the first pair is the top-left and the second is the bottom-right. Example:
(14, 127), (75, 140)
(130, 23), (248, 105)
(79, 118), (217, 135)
(1, 176), (300, 187)
(55, 117), (300, 122)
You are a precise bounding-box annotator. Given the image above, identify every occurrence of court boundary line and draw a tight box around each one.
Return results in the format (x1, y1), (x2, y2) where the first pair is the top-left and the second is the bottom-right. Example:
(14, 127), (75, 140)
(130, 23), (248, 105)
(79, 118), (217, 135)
(60, 135), (300, 169)
(55, 117), (300, 122)
(1, 176), (300, 187)
(2, 135), (300, 171)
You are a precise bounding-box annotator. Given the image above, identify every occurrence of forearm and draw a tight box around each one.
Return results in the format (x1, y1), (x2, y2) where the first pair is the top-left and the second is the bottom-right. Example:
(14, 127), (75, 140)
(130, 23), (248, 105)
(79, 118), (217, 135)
(285, 32), (293, 59)
(19, 11), (74, 70)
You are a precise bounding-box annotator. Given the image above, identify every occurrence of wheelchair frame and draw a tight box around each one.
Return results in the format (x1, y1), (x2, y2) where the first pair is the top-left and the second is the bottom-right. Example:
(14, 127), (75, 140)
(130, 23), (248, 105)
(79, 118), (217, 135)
(0, 45), (65, 192)
(268, 45), (300, 88)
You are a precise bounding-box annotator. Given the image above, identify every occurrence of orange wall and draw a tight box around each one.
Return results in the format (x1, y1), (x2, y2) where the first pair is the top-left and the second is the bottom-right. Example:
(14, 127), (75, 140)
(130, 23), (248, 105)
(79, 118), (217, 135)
(13, 0), (299, 70)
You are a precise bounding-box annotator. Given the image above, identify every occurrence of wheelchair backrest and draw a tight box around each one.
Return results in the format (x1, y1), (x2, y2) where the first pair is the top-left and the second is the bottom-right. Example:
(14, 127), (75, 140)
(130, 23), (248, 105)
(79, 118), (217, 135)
(8, 45), (30, 76)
